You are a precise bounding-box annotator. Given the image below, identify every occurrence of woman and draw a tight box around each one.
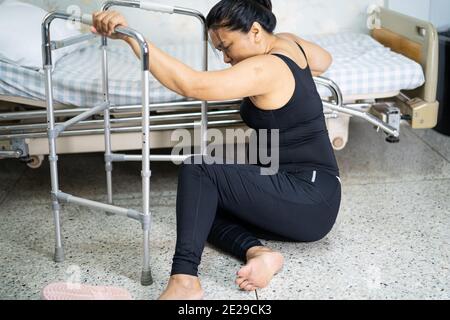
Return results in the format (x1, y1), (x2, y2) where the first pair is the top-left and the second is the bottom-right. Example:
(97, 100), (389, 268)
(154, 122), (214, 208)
(92, 0), (341, 300)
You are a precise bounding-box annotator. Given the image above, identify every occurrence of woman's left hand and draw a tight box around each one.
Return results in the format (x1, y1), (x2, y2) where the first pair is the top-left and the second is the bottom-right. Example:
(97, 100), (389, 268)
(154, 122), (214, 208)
(91, 10), (130, 41)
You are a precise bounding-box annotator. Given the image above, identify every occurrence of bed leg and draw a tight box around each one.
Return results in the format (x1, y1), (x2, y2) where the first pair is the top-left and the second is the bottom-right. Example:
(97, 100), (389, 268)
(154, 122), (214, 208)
(370, 102), (402, 143)
(386, 135), (400, 143)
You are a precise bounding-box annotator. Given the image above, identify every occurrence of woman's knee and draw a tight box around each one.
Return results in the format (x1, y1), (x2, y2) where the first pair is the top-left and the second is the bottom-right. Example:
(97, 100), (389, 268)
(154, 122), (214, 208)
(179, 156), (212, 178)
(179, 158), (202, 178)
(289, 225), (334, 243)
(182, 155), (204, 166)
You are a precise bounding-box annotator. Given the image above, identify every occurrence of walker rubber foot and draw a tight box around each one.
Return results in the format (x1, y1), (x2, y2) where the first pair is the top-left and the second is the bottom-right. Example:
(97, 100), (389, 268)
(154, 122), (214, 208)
(54, 247), (64, 263)
(141, 270), (153, 286)
(41, 282), (132, 300)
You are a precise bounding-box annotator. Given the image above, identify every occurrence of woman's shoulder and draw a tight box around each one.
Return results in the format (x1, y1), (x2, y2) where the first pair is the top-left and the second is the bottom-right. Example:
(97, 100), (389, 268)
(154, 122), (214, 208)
(275, 33), (333, 75)
(275, 33), (312, 55)
(276, 32), (304, 45)
(275, 33), (325, 54)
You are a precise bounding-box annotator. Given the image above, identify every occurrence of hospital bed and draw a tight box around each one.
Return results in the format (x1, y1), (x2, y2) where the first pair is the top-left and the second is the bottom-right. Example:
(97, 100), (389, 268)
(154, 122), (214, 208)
(0, 1), (440, 285)
(0, 5), (439, 166)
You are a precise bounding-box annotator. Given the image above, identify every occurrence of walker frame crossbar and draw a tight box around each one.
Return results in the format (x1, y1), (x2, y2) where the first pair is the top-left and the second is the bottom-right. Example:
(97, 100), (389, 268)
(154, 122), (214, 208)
(42, 0), (210, 286)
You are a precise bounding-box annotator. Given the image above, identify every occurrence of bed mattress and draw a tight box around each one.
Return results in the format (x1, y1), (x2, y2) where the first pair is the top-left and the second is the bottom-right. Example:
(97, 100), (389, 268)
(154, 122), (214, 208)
(0, 32), (425, 107)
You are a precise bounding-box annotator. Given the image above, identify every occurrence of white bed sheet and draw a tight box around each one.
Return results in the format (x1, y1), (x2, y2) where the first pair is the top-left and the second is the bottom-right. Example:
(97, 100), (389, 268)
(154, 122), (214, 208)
(0, 32), (425, 107)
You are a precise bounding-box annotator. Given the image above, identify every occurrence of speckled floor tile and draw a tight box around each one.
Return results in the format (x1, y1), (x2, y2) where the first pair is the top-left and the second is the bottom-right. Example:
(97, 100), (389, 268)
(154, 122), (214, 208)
(0, 158), (26, 205)
(255, 178), (450, 300)
(407, 127), (450, 163)
(1, 120), (449, 300)
(1, 154), (179, 206)
(335, 118), (450, 185)
(0, 197), (254, 300)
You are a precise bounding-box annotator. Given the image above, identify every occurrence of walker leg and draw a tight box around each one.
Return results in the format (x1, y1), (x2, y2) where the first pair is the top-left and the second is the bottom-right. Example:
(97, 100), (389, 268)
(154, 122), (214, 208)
(104, 108), (114, 207)
(141, 229), (153, 286)
(44, 66), (64, 263)
(102, 40), (114, 209)
(51, 188), (64, 262)
(140, 69), (153, 286)
(50, 134), (64, 263)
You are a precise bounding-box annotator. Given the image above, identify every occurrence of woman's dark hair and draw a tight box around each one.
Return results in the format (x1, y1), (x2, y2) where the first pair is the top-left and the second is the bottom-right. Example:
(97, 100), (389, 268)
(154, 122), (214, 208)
(206, 0), (277, 34)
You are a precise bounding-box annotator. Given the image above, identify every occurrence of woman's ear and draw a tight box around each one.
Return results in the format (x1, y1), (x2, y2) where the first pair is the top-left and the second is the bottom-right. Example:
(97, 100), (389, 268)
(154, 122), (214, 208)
(250, 22), (264, 43)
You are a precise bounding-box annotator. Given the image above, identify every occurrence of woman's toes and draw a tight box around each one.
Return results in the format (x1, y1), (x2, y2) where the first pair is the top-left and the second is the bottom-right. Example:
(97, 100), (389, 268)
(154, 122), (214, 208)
(239, 279), (250, 290)
(236, 277), (247, 287)
(244, 283), (255, 292)
(237, 264), (252, 279)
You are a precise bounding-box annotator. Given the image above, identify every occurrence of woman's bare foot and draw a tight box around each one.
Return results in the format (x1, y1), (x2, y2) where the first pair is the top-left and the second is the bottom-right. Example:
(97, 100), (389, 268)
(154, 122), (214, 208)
(236, 246), (284, 292)
(158, 274), (205, 300)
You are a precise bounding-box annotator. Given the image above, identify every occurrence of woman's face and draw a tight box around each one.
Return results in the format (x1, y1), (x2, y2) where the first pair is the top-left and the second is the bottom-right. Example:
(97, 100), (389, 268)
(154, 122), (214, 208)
(209, 27), (260, 66)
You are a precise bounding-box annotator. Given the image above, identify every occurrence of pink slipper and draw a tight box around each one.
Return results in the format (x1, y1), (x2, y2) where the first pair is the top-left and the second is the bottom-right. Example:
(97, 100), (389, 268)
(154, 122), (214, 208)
(41, 282), (133, 300)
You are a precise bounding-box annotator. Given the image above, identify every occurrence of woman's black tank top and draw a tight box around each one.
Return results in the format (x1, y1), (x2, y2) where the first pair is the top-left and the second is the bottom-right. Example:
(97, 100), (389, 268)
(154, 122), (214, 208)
(240, 43), (340, 177)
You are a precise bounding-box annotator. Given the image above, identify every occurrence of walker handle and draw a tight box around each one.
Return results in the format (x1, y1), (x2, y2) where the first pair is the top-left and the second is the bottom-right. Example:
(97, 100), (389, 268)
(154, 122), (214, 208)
(80, 14), (94, 26)
(79, 14), (132, 39)
(140, 0), (175, 14)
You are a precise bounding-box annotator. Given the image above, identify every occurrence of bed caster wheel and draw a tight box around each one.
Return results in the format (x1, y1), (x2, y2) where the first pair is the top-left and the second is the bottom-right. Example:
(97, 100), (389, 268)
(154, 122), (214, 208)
(386, 135), (400, 143)
(333, 137), (344, 150)
(27, 155), (45, 169)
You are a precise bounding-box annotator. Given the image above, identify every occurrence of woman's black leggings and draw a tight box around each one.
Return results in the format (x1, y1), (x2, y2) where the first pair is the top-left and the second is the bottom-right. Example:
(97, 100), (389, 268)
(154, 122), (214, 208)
(171, 157), (342, 277)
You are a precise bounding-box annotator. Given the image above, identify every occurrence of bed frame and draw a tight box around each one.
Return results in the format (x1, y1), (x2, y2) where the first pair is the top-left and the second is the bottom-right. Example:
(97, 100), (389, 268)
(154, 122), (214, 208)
(0, 5), (440, 165)
(370, 6), (439, 129)
(0, 2), (441, 285)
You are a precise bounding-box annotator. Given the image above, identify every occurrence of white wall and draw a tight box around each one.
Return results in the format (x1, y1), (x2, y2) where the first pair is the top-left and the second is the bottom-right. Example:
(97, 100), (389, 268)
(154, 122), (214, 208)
(387, 0), (450, 30)
(21, 0), (384, 44)
(387, 0), (431, 21)
(429, 0), (450, 31)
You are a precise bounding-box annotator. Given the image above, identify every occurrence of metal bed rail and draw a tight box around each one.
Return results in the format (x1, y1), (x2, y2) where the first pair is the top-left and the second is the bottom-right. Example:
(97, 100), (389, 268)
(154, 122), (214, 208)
(314, 76), (400, 138)
(0, 109), (242, 133)
(0, 85), (399, 145)
(0, 100), (242, 121)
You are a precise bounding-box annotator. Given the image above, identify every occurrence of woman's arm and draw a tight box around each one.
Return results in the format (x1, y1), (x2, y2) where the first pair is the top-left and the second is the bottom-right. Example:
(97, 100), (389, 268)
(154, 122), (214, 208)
(92, 11), (278, 101)
(125, 37), (278, 101)
(276, 33), (333, 77)
(124, 37), (199, 98)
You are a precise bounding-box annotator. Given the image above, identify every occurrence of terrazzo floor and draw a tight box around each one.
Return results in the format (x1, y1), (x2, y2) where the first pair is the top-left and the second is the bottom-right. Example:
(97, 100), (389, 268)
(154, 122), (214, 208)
(0, 117), (449, 300)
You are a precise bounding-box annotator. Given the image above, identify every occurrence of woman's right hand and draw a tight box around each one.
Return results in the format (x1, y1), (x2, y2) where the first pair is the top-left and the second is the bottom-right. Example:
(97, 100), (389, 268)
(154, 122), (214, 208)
(91, 11), (129, 41)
